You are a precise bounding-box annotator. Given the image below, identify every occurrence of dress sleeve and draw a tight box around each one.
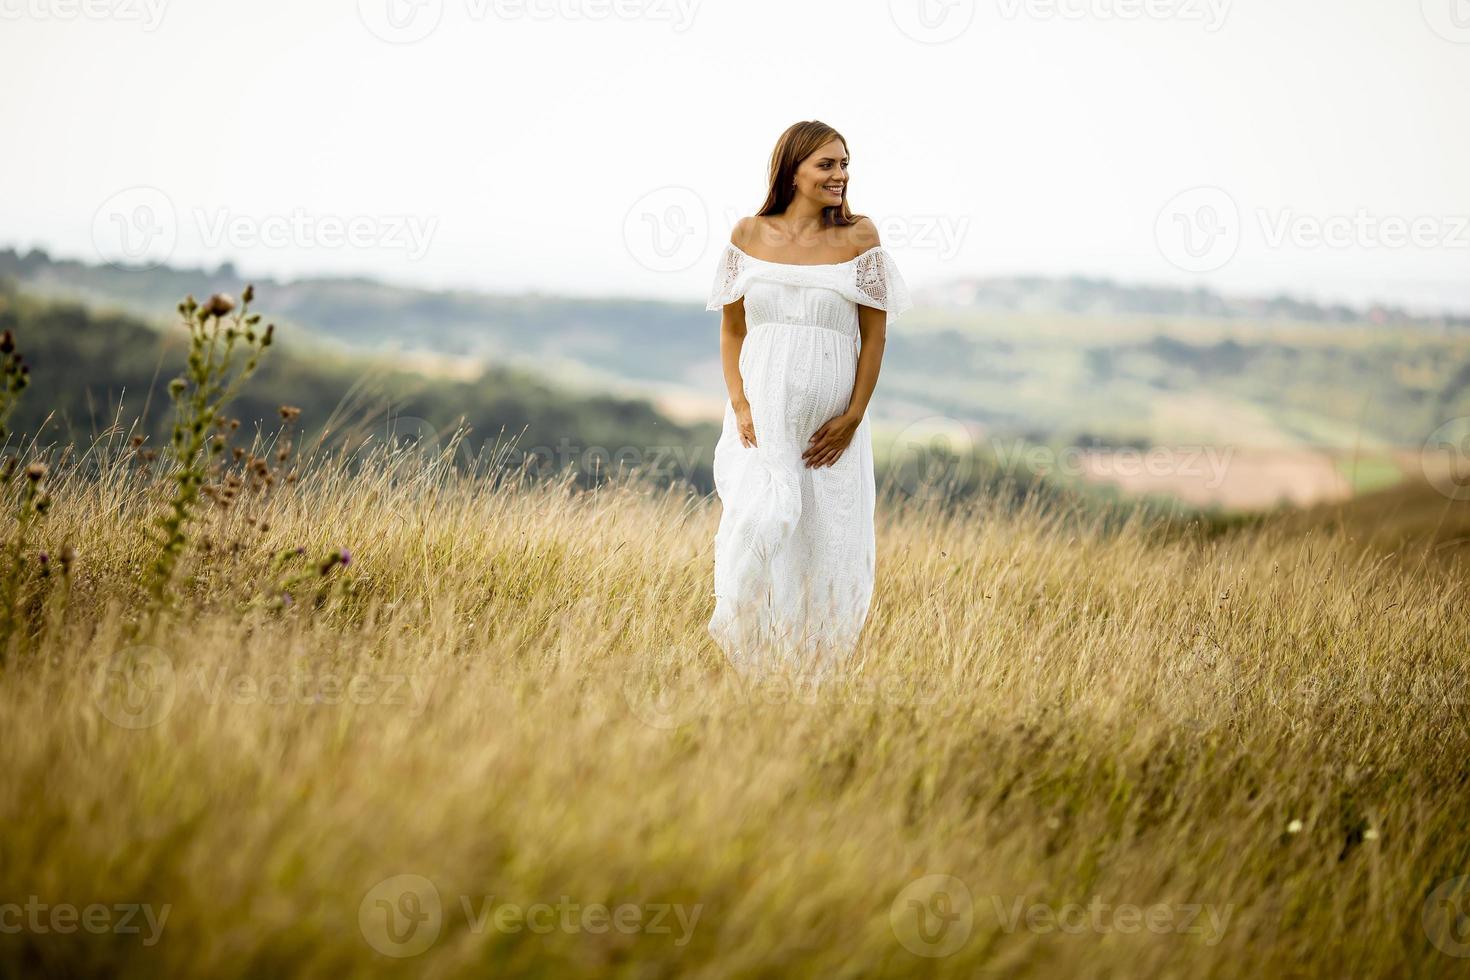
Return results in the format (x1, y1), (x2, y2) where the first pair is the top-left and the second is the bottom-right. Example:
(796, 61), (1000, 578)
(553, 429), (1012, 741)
(706, 242), (746, 310)
(847, 247), (913, 323)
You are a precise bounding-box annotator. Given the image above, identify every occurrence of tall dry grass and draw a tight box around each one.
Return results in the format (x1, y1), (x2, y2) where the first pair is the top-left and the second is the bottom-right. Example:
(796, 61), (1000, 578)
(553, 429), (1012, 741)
(1, 439), (1468, 978)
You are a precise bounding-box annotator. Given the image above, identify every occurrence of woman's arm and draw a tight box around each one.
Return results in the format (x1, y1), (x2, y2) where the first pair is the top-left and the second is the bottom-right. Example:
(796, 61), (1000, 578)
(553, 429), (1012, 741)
(719, 219), (760, 448)
(845, 304), (887, 421)
(719, 296), (758, 448)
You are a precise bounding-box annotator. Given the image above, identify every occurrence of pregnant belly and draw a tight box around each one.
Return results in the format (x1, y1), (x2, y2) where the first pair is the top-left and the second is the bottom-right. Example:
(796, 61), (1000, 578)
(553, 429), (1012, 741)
(739, 323), (858, 446)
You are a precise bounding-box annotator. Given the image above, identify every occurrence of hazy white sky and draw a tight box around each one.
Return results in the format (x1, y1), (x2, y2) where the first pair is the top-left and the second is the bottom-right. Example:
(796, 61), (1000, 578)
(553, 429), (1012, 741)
(2, 0), (1468, 312)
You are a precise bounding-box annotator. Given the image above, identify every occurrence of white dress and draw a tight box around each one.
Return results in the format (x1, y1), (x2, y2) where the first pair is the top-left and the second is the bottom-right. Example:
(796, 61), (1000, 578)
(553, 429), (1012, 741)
(705, 241), (913, 675)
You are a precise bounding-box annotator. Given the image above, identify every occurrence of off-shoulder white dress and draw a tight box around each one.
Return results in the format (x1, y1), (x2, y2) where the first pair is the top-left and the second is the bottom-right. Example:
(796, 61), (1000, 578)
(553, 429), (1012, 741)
(705, 241), (913, 674)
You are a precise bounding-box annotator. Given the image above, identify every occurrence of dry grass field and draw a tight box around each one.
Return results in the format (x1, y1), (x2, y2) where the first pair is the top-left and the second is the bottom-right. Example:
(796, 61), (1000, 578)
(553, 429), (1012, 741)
(1, 431), (1468, 979)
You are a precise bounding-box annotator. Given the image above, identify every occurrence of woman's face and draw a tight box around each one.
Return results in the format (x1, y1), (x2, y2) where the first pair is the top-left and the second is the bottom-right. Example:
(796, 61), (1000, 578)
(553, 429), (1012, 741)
(793, 138), (849, 208)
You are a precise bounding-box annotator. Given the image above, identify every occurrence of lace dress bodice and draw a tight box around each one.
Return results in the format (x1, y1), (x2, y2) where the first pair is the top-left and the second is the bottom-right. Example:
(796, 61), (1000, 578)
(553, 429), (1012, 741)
(705, 243), (914, 337)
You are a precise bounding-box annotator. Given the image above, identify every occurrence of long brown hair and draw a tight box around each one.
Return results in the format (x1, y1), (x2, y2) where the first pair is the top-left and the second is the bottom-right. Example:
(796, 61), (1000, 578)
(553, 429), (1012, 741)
(755, 120), (866, 227)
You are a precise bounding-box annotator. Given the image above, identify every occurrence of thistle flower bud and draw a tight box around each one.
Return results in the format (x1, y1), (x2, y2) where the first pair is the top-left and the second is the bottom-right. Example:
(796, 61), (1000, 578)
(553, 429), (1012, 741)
(242, 284), (255, 304)
(169, 378), (186, 397)
(0, 330), (13, 354)
(204, 293), (235, 318)
(25, 462), (46, 482)
(319, 546), (352, 576)
(262, 324), (275, 347)
(279, 405), (301, 422)
(60, 544), (76, 573)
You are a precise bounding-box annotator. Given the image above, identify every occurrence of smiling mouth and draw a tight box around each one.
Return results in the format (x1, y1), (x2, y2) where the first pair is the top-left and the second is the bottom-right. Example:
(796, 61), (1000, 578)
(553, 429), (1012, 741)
(824, 185), (844, 194)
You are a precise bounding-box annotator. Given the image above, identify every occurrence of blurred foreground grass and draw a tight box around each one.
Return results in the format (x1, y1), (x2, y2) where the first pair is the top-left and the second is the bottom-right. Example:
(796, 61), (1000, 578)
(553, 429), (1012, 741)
(1, 443), (1468, 978)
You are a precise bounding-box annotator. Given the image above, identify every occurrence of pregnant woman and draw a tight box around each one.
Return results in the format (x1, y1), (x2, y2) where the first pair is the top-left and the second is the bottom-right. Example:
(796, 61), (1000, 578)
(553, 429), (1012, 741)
(706, 120), (912, 676)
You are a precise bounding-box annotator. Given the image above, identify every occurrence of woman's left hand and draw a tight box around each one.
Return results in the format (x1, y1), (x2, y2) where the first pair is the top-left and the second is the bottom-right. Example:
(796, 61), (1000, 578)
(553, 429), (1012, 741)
(803, 412), (860, 468)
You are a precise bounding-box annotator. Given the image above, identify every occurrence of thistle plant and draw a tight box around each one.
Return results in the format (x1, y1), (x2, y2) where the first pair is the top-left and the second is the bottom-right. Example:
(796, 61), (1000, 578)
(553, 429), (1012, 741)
(0, 331), (50, 649)
(201, 404), (302, 531)
(0, 459), (51, 648)
(144, 287), (275, 612)
(263, 544), (354, 612)
(0, 329), (28, 440)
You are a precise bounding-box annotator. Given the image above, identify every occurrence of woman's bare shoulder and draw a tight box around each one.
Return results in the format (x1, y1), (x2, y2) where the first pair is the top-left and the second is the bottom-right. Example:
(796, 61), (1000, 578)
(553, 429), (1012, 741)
(729, 216), (762, 249)
(843, 216), (882, 254)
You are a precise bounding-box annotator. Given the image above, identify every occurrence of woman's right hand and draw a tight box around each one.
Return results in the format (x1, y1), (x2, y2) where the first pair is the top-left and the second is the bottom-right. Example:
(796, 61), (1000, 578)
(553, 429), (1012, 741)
(733, 399), (757, 448)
